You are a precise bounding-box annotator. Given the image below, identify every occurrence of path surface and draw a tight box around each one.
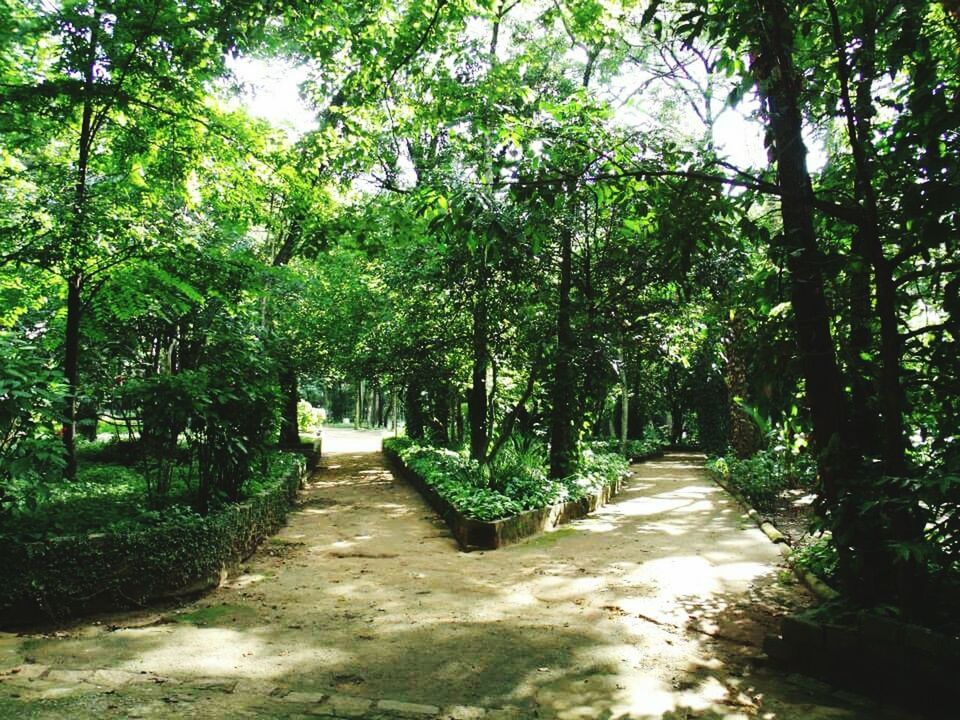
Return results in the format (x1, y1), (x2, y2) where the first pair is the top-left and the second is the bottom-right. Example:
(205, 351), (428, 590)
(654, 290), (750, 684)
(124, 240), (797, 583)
(0, 430), (925, 719)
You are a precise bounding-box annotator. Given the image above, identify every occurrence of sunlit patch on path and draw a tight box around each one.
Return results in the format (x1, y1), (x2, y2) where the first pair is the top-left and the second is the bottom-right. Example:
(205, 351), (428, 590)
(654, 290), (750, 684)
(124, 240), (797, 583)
(0, 434), (922, 719)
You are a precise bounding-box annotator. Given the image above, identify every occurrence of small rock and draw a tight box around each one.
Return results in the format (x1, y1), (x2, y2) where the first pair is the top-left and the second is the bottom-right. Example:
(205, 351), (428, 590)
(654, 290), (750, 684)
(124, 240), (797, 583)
(309, 693), (371, 717)
(189, 677), (237, 693)
(279, 691), (327, 704)
(377, 698), (441, 716)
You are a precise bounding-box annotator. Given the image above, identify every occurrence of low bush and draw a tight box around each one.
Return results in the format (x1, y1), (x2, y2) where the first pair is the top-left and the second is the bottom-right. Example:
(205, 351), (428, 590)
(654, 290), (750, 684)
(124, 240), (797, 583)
(384, 436), (629, 522)
(0, 453), (298, 541)
(590, 424), (667, 462)
(0, 453), (305, 624)
(706, 447), (815, 511)
(792, 534), (839, 584)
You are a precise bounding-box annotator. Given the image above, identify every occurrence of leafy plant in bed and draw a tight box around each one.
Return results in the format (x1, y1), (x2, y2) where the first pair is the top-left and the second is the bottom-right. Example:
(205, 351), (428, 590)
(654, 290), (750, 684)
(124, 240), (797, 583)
(384, 435), (628, 522)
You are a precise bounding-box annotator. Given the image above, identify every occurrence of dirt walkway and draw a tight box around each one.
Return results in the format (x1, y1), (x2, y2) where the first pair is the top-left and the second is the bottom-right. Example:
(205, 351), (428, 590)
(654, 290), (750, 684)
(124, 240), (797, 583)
(0, 431), (925, 719)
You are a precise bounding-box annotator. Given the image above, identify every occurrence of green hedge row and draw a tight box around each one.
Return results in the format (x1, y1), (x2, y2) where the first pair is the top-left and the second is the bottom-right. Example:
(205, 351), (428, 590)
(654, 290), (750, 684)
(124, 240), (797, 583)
(0, 453), (307, 626)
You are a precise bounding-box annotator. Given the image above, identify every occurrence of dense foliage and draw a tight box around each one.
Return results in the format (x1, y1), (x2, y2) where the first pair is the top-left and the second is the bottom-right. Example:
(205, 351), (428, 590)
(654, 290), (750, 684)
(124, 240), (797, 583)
(385, 436), (628, 521)
(1, 0), (958, 622)
(0, 449), (299, 540)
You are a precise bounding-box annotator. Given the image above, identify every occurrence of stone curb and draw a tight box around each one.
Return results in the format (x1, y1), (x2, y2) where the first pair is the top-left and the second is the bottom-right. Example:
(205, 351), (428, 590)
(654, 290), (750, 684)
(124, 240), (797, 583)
(0, 668), (533, 719)
(704, 467), (839, 602)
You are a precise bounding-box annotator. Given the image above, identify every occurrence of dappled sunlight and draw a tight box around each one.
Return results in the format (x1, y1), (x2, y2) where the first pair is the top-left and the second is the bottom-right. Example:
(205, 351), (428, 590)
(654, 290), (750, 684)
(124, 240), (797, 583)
(223, 573), (271, 590)
(116, 625), (353, 679)
(3, 447), (903, 719)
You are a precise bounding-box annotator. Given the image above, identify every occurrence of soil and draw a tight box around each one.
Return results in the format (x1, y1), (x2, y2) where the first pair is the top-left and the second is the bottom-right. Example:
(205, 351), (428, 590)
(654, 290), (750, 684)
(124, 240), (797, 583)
(0, 429), (929, 719)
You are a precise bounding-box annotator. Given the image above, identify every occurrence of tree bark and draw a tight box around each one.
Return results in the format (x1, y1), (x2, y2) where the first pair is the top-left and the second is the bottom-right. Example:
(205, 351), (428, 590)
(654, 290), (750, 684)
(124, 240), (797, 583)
(62, 12), (100, 479)
(468, 272), (488, 462)
(550, 224), (577, 479)
(278, 366), (299, 446)
(618, 346), (629, 454)
(405, 382), (424, 439)
(355, 381), (362, 430)
(725, 314), (761, 458)
(826, 0), (906, 473)
(753, 0), (854, 506)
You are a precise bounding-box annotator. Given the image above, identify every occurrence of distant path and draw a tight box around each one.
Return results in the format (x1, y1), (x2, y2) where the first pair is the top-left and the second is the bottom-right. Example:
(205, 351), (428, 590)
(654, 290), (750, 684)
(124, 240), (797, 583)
(0, 437), (923, 719)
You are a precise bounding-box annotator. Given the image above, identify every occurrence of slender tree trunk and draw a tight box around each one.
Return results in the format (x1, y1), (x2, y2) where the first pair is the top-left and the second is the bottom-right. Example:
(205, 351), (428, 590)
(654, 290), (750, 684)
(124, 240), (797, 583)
(63, 273), (83, 478)
(405, 383), (424, 439)
(618, 346), (629, 455)
(354, 381), (362, 430)
(468, 275), (488, 462)
(725, 314), (761, 458)
(392, 388), (399, 434)
(847, 232), (880, 455)
(826, 0), (906, 473)
(550, 225), (577, 479)
(278, 367), (300, 446)
(62, 14), (100, 479)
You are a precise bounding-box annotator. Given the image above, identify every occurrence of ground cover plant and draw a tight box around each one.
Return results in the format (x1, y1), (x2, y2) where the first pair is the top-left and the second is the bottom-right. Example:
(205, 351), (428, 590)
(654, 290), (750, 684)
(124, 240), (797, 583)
(0, 450), (299, 541)
(385, 436), (628, 522)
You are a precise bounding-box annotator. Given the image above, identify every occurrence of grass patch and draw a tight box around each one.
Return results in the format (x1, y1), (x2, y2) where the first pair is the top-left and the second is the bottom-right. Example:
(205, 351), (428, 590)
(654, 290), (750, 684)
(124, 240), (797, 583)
(172, 603), (259, 626)
(522, 526), (579, 548)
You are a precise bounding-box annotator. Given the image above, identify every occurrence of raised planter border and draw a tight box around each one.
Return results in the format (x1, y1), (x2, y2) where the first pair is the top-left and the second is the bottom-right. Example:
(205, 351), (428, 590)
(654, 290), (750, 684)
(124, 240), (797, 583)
(0, 454), (311, 627)
(703, 464), (960, 709)
(763, 610), (960, 707)
(383, 443), (630, 551)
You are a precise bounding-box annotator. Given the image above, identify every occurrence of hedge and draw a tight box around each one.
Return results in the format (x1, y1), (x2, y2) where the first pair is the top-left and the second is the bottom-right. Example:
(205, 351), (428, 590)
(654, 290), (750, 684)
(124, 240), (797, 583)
(0, 453), (308, 626)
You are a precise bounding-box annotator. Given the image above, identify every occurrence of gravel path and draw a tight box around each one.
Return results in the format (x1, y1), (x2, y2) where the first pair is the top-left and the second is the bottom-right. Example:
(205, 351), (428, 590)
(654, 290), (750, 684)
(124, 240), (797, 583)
(0, 430), (925, 719)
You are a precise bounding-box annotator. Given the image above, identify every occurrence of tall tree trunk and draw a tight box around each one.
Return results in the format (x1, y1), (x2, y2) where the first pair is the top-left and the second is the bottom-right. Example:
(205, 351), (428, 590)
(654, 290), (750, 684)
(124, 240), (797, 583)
(354, 381), (362, 430)
(550, 225), (577, 479)
(826, 0), (906, 473)
(753, 0), (853, 502)
(752, 0), (890, 599)
(63, 273), (83, 479)
(278, 367), (299, 446)
(618, 346), (629, 455)
(62, 13), (100, 479)
(392, 387), (399, 434)
(469, 274), (488, 462)
(725, 313), (761, 458)
(405, 383), (424, 439)
(847, 232), (881, 456)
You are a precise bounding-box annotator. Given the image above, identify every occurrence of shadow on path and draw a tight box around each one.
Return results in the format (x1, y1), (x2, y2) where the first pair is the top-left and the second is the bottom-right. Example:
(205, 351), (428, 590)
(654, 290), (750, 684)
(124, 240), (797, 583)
(0, 438), (929, 719)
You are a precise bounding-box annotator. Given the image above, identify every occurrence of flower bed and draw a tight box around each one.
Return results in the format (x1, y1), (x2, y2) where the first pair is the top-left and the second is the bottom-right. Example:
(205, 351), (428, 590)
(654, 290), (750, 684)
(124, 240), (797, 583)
(382, 437), (629, 550)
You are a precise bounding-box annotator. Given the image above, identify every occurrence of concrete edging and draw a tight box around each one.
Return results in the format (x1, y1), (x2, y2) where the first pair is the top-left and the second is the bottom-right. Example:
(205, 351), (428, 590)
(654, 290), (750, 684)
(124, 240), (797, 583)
(383, 445), (628, 551)
(704, 467), (839, 602)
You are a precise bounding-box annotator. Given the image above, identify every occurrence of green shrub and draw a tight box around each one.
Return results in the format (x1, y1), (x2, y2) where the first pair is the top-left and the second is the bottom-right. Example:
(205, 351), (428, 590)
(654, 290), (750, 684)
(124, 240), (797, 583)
(0, 333), (66, 517)
(590, 423), (666, 462)
(793, 535), (839, 583)
(384, 436), (628, 522)
(706, 447), (815, 511)
(297, 400), (326, 434)
(0, 453), (296, 540)
(0, 453), (305, 623)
